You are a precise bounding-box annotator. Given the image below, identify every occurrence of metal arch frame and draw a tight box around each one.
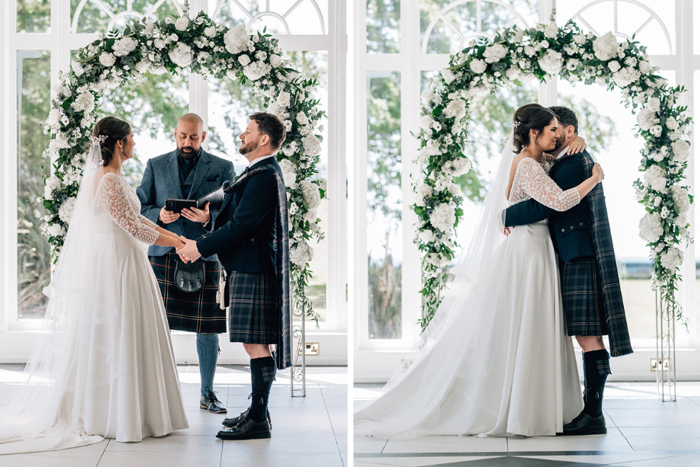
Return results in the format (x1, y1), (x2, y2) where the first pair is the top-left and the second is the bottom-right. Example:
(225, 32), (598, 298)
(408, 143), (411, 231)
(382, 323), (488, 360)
(421, 0), (531, 54)
(212, 0), (326, 35)
(71, 0), (181, 33)
(571, 0), (673, 54)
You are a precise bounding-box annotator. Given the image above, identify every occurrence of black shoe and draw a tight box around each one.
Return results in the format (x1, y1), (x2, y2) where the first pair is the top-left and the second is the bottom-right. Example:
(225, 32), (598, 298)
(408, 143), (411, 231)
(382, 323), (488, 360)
(561, 411), (607, 435)
(222, 407), (272, 430)
(200, 390), (227, 414)
(216, 414), (271, 440)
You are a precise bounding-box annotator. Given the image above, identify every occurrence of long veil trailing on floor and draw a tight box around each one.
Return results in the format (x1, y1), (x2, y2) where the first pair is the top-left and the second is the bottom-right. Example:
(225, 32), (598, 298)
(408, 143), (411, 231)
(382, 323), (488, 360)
(0, 138), (118, 454)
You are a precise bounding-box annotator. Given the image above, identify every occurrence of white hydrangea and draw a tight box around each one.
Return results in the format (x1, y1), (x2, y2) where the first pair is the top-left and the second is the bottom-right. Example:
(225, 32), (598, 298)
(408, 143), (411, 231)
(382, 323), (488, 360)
(443, 99), (466, 120)
(429, 203), (456, 232)
(168, 43), (193, 68)
(243, 61), (270, 81)
(441, 68), (456, 84)
(593, 32), (619, 61)
(112, 36), (138, 57)
(58, 197), (76, 224)
(636, 108), (659, 131)
(99, 52), (116, 67)
(135, 60), (151, 73)
(643, 165), (667, 192)
(613, 67), (640, 87)
(301, 134), (321, 157)
(47, 109), (61, 127)
(450, 157), (472, 176)
(300, 179), (321, 209)
(639, 211), (664, 243)
(660, 247), (683, 271)
(416, 183), (433, 204)
(538, 50), (563, 75)
(470, 59), (487, 74)
(671, 139), (690, 162)
(71, 60), (85, 77)
(72, 91), (95, 113)
(421, 88), (436, 103)
(290, 242), (313, 266)
(671, 185), (690, 214)
(224, 25), (249, 54)
(483, 44), (507, 64)
(175, 16), (189, 31)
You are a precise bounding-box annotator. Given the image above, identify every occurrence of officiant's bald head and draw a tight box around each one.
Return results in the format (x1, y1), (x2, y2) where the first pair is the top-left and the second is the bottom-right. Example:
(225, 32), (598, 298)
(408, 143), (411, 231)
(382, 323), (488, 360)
(175, 113), (206, 158)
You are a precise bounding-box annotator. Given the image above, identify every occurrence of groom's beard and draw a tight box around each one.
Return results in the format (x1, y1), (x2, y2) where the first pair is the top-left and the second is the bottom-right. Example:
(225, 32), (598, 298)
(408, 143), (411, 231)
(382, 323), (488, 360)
(553, 133), (567, 153)
(239, 138), (259, 155)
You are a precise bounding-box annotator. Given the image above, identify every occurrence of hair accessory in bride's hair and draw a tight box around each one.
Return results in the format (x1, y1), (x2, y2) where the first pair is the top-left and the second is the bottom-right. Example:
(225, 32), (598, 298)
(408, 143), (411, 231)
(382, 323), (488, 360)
(89, 135), (108, 147)
(87, 134), (108, 166)
(511, 119), (522, 130)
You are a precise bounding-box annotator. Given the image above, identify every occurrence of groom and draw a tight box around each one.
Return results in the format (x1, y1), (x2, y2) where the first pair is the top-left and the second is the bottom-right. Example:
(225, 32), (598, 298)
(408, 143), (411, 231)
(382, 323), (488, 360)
(177, 112), (291, 440)
(137, 113), (235, 414)
(504, 106), (632, 435)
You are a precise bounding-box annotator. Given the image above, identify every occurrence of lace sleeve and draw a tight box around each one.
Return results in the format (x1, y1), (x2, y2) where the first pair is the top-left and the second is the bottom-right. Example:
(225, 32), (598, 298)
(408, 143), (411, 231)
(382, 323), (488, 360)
(96, 173), (160, 245)
(140, 215), (159, 230)
(517, 158), (581, 212)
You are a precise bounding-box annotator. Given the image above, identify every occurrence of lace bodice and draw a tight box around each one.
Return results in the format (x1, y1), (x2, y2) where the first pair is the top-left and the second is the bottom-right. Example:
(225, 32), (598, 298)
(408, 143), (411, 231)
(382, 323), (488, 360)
(95, 173), (159, 245)
(508, 157), (580, 211)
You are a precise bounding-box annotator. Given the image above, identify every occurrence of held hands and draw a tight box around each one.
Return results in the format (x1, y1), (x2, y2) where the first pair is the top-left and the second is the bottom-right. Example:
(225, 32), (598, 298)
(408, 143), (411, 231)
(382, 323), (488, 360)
(567, 136), (587, 155)
(503, 227), (512, 237)
(160, 207), (180, 224)
(592, 162), (605, 183)
(181, 202), (210, 224)
(176, 236), (201, 263)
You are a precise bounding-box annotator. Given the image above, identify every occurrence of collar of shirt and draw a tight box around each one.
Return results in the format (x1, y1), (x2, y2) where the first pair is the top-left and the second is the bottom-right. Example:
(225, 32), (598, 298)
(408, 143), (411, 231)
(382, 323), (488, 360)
(557, 146), (569, 159)
(248, 154), (276, 168)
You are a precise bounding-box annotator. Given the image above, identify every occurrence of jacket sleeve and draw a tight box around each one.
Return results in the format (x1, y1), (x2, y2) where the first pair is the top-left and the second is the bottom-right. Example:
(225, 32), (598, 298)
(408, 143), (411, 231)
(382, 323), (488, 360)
(136, 158), (161, 224)
(197, 170), (277, 258)
(208, 161), (236, 228)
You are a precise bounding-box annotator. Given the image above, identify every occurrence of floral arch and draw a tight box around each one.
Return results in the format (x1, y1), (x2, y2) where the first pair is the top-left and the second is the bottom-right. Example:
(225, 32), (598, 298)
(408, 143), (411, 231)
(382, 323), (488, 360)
(414, 20), (693, 330)
(42, 10), (325, 324)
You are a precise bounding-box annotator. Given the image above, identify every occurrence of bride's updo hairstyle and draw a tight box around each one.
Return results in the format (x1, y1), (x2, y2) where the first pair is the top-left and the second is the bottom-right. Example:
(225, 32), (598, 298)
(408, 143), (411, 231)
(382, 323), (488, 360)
(92, 117), (131, 165)
(512, 104), (556, 154)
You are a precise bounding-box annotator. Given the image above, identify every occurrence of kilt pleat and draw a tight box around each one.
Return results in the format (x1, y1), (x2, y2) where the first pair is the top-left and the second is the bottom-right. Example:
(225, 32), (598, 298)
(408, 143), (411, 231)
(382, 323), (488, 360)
(228, 272), (278, 344)
(150, 252), (226, 334)
(560, 257), (607, 337)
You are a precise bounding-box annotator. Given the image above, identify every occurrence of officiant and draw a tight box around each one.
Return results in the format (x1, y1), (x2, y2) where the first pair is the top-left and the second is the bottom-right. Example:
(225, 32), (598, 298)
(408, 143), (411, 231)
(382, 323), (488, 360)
(137, 113), (235, 414)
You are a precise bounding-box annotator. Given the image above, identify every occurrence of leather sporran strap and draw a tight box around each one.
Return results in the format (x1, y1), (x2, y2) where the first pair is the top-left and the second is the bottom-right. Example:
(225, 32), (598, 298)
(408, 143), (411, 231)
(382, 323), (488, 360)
(217, 269), (228, 310)
(174, 258), (205, 293)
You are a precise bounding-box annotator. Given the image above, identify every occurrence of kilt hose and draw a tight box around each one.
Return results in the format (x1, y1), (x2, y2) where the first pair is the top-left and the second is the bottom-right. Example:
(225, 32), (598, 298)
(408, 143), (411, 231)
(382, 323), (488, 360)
(227, 271), (278, 345)
(560, 257), (608, 337)
(150, 251), (226, 334)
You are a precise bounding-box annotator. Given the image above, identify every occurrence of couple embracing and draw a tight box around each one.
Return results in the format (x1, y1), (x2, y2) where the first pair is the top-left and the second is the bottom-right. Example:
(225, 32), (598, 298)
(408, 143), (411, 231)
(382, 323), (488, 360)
(355, 104), (632, 438)
(0, 111), (289, 454)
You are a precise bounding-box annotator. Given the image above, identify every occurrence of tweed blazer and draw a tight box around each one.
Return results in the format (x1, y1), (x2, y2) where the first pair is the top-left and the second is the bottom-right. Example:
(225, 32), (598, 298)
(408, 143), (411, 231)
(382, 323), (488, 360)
(137, 149), (235, 259)
(504, 150), (632, 357)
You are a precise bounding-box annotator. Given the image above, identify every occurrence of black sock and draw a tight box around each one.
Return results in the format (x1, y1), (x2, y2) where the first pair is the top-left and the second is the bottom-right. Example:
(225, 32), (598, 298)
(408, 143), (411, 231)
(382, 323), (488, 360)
(582, 349), (611, 417)
(249, 356), (276, 423)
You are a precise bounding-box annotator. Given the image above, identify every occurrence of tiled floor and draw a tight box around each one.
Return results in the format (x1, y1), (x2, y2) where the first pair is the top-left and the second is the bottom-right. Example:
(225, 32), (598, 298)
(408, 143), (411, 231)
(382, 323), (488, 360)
(354, 382), (700, 466)
(0, 364), (347, 467)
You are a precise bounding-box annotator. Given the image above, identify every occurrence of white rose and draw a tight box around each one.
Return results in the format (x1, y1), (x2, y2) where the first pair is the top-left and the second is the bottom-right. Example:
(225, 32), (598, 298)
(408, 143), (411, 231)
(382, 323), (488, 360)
(175, 16), (189, 31)
(72, 91), (95, 113)
(443, 99), (466, 120)
(639, 211), (664, 243)
(112, 36), (138, 57)
(448, 183), (462, 196)
(277, 91), (291, 107)
(47, 109), (61, 126)
(270, 54), (282, 68)
(99, 52), (116, 67)
(671, 139), (690, 162)
(596, 76), (607, 87)
(639, 60), (651, 74)
(451, 157), (471, 176)
(168, 42), (193, 67)
(483, 44), (507, 64)
(647, 97), (661, 112)
(608, 60), (621, 73)
(636, 108), (659, 131)
(538, 49), (563, 75)
(296, 111), (309, 126)
(513, 27), (524, 42)
(420, 115), (433, 131)
(238, 54), (251, 66)
(666, 117), (679, 130)
(644, 165), (667, 192)
(416, 183), (433, 201)
(154, 38), (166, 49)
(469, 59), (487, 74)
(204, 25), (217, 38)
(574, 34), (585, 44)
(651, 152), (665, 162)
(47, 222), (65, 237)
(135, 60), (151, 73)
(441, 68), (456, 84)
(421, 88), (436, 103)
(418, 230), (436, 243)
(506, 67), (520, 80)
(544, 23), (558, 39)
(524, 45), (536, 57)
(650, 125), (663, 137)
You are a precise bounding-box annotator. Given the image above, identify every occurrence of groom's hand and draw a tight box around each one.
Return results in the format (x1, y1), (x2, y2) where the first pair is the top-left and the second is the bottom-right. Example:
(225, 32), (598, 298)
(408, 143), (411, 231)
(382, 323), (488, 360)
(181, 202), (210, 224)
(177, 236), (201, 263)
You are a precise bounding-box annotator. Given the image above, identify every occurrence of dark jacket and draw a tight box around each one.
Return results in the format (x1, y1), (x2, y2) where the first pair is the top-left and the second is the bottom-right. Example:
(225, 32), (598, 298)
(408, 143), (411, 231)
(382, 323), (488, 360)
(137, 149), (235, 260)
(505, 152), (594, 262)
(197, 157), (280, 274)
(505, 150), (632, 356)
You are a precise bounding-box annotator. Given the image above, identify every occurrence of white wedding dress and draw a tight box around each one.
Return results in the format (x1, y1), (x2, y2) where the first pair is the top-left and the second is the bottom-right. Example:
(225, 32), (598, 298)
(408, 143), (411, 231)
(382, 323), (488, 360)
(0, 163), (188, 454)
(355, 154), (584, 439)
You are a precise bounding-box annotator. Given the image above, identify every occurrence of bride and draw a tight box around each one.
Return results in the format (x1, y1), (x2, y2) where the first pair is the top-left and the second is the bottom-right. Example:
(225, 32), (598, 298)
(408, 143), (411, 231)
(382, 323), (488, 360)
(355, 104), (605, 438)
(0, 116), (189, 454)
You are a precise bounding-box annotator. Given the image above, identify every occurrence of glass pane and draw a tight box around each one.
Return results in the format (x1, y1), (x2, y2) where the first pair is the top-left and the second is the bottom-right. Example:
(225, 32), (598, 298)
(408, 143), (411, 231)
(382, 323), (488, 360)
(366, 0), (400, 54)
(208, 51), (329, 323)
(694, 71), (700, 341)
(367, 71), (401, 339)
(17, 50), (51, 319)
(17, 0), (51, 33)
(420, 0), (534, 55)
(558, 0), (675, 55)
(211, 0), (327, 35)
(558, 74), (679, 340)
(71, 0), (179, 33)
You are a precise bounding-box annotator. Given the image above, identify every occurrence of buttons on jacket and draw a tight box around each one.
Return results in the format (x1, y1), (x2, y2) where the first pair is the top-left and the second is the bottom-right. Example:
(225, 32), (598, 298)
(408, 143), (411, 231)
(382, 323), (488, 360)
(561, 228), (565, 232)
(580, 222), (584, 226)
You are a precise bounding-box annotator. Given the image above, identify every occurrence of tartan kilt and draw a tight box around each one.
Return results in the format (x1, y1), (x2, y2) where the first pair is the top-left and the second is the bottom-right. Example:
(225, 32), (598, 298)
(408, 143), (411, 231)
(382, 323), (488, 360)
(560, 257), (608, 337)
(227, 271), (278, 344)
(150, 252), (226, 334)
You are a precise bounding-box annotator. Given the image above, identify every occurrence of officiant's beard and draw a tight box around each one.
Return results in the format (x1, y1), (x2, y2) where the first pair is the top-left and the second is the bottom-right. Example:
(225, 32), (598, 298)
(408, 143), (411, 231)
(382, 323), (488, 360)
(178, 146), (197, 159)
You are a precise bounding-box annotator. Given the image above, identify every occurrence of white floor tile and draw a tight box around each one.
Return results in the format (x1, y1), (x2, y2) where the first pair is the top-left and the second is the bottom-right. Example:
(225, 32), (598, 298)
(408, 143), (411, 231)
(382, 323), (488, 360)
(354, 456), (501, 466)
(353, 437), (388, 454)
(383, 435), (508, 454)
(507, 427), (632, 453)
(620, 425), (700, 451)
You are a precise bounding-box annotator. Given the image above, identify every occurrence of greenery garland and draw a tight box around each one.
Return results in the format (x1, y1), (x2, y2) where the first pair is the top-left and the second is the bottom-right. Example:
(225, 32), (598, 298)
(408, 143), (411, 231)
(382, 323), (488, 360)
(42, 11), (325, 323)
(414, 20), (693, 331)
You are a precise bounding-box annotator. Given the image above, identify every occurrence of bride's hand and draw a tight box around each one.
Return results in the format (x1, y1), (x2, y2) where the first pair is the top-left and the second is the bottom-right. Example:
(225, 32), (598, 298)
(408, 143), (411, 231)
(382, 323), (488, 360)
(592, 163), (604, 183)
(568, 136), (587, 155)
